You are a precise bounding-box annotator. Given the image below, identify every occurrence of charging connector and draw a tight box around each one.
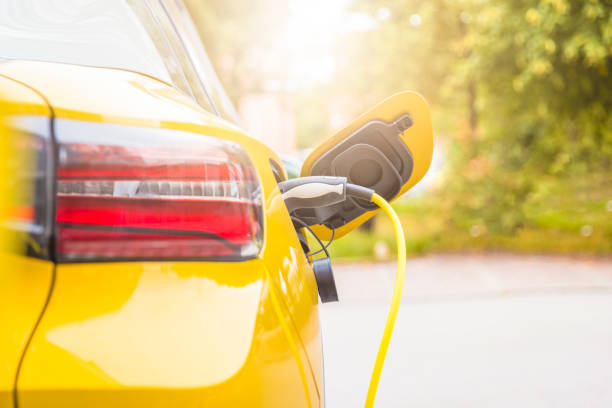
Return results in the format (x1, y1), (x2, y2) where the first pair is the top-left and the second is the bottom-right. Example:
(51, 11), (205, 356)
(278, 176), (348, 213)
(278, 176), (375, 221)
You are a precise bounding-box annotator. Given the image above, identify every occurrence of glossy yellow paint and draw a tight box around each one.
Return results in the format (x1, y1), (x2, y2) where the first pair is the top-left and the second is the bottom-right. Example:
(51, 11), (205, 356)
(261, 190), (323, 400)
(0, 76), (54, 408)
(302, 91), (434, 240)
(0, 255), (53, 408)
(0, 60), (322, 407)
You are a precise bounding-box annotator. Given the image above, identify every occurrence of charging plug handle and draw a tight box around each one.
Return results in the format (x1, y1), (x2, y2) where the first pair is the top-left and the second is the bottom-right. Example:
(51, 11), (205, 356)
(279, 176), (376, 215)
(278, 176), (375, 217)
(278, 176), (348, 213)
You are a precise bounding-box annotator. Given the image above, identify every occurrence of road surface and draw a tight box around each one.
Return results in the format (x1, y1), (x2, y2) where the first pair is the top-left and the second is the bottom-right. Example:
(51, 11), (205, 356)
(319, 254), (612, 407)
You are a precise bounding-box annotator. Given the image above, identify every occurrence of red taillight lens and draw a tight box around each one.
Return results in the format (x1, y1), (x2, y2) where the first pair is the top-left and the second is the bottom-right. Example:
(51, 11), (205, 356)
(55, 124), (262, 262)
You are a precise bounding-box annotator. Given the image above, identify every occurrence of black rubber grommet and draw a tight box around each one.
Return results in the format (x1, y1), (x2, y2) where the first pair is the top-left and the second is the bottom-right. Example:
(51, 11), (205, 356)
(312, 257), (339, 303)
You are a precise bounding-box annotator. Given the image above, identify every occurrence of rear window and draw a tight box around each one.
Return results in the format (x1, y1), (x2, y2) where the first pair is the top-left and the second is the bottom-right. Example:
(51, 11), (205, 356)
(0, 0), (172, 85)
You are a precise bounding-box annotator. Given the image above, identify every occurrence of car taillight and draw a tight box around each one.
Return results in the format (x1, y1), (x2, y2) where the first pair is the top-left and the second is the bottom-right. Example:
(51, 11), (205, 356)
(3, 116), (54, 260)
(54, 122), (262, 262)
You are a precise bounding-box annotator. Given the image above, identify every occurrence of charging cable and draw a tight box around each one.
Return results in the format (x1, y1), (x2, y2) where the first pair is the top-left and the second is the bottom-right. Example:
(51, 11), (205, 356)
(275, 177), (407, 408)
(365, 192), (406, 408)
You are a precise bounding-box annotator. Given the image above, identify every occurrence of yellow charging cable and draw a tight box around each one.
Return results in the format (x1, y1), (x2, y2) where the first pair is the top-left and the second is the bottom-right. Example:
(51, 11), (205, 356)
(264, 267), (313, 408)
(267, 191), (405, 408)
(365, 193), (407, 408)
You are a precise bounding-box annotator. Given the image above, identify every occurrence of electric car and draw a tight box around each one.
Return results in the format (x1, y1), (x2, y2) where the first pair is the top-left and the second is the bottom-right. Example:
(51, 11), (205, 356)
(1, 1), (434, 407)
(0, 1), (323, 407)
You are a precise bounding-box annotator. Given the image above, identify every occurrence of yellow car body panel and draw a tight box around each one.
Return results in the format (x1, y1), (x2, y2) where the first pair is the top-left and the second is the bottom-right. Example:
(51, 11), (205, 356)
(0, 76), (55, 408)
(0, 61), (322, 407)
(0, 255), (53, 408)
(18, 261), (319, 408)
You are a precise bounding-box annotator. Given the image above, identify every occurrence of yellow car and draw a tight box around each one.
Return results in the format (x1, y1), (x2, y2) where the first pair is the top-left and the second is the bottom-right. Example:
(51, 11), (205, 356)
(0, 1), (323, 407)
(1, 1), (434, 407)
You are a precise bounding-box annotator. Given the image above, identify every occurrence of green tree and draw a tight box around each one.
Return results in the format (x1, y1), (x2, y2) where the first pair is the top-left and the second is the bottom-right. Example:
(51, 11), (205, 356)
(186, 0), (612, 253)
(446, 0), (612, 232)
(338, 0), (611, 234)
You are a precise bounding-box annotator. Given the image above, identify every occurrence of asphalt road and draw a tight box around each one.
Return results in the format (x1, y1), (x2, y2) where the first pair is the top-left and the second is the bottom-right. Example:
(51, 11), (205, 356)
(319, 254), (612, 407)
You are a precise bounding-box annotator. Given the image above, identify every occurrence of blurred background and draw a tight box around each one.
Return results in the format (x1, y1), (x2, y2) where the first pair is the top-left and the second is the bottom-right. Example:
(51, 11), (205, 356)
(184, 2), (612, 405)
(186, 0), (611, 260)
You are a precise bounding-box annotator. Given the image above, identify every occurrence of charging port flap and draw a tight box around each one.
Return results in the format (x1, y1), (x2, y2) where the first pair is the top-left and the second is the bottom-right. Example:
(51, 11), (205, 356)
(300, 91), (433, 239)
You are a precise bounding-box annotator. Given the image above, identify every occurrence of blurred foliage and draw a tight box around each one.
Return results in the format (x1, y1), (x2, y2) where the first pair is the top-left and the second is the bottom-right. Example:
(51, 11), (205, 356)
(331, 175), (612, 260)
(188, 0), (611, 256)
(339, 0), (612, 237)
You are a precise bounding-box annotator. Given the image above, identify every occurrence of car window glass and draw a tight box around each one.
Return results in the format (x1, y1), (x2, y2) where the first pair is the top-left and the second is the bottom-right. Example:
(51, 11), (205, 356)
(166, 0), (241, 124)
(0, 0), (172, 86)
(144, 0), (216, 114)
(126, 0), (194, 99)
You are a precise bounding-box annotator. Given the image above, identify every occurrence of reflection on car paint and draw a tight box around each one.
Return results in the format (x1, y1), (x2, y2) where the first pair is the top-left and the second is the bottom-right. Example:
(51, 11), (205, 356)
(46, 268), (262, 387)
